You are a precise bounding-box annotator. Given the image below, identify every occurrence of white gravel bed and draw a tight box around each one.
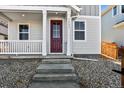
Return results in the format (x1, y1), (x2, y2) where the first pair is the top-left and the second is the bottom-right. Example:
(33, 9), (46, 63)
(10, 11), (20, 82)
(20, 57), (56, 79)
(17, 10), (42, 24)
(72, 59), (121, 88)
(0, 59), (41, 88)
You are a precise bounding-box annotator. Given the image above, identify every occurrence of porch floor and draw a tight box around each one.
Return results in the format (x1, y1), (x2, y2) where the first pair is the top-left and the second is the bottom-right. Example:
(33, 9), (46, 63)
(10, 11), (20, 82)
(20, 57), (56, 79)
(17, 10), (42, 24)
(0, 54), (73, 59)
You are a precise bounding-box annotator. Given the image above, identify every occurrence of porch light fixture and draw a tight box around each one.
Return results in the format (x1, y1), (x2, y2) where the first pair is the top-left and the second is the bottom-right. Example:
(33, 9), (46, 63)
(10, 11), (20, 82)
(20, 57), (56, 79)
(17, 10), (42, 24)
(22, 14), (25, 17)
(55, 12), (58, 15)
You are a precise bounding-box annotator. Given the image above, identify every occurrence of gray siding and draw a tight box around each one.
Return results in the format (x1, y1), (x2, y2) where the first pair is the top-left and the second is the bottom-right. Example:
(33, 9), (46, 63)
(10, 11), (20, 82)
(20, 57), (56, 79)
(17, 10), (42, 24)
(102, 5), (124, 46)
(72, 17), (100, 54)
(78, 5), (99, 16)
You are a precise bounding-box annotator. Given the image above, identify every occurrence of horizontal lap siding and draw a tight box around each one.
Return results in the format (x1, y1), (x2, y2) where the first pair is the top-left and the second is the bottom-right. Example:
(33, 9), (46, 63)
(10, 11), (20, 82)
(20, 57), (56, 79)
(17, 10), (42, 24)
(72, 18), (100, 54)
(102, 6), (124, 46)
(5, 12), (42, 40)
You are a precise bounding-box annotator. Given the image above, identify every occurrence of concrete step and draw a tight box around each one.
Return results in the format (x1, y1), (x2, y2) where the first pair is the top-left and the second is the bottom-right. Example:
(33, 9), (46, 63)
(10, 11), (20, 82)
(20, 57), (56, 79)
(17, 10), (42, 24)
(32, 73), (77, 81)
(29, 81), (80, 88)
(36, 64), (75, 74)
(42, 59), (71, 64)
(43, 55), (73, 59)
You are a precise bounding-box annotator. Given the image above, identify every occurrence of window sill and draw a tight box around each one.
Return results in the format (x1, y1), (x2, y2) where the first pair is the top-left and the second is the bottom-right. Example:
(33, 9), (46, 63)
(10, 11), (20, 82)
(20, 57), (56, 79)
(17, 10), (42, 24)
(73, 40), (87, 42)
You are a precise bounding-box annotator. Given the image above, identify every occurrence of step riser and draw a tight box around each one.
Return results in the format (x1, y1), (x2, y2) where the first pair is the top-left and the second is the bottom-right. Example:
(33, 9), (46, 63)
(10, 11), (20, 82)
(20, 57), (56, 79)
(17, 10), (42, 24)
(42, 59), (71, 62)
(42, 61), (71, 64)
(33, 76), (77, 81)
(36, 69), (74, 74)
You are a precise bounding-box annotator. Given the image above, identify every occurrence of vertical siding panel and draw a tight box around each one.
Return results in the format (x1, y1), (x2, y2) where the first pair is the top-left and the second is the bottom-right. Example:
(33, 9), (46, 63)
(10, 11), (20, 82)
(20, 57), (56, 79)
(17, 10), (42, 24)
(86, 5), (91, 16)
(78, 5), (99, 16)
(91, 5), (95, 16)
(95, 5), (99, 16)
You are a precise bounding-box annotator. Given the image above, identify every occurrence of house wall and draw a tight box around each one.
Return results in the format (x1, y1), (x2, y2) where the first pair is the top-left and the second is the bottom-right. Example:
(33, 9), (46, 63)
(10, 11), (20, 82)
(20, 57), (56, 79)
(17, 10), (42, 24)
(4, 12), (42, 40)
(3, 5), (100, 55)
(0, 25), (8, 35)
(102, 5), (124, 46)
(78, 5), (99, 16)
(0, 35), (5, 40)
(72, 17), (100, 54)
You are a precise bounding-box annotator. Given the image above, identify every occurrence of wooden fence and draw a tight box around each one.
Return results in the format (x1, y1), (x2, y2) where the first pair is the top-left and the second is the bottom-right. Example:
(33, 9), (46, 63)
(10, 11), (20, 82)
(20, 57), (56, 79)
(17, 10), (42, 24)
(101, 41), (119, 60)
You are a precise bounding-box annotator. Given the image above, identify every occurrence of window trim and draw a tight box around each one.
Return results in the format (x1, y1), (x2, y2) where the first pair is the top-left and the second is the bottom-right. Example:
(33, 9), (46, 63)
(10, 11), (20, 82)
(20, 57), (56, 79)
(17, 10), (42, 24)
(120, 5), (124, 14)
(18, 23), (30, 40)
(73, 20), (86, 42)
(112, 6), (118, 17)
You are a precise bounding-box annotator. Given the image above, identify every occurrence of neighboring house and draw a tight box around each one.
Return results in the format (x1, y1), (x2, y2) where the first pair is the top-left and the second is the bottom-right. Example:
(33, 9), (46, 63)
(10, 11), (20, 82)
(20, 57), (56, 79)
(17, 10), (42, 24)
(0, 18), (8, 40)
(102, 5), (124, 46)
(0, 5), (100, 56)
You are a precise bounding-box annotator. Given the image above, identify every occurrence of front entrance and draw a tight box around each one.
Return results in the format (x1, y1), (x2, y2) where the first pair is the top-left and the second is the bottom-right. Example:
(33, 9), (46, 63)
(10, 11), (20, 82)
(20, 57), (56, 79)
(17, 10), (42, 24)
(50, 20), (63, 53)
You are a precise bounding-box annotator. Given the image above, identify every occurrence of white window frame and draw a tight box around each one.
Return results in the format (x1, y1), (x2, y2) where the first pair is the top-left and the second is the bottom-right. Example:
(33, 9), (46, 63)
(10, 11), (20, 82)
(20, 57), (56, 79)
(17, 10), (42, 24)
(120, 5), (124, 14)
(18, 23), (30, 40)
(112, 6), (118, 17)
(73, 20), (86, 42)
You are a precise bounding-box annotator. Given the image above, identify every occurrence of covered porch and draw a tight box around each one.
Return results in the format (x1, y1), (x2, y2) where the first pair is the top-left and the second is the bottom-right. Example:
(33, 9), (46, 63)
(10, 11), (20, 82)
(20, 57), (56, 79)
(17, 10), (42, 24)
(0, 6), (73, 56)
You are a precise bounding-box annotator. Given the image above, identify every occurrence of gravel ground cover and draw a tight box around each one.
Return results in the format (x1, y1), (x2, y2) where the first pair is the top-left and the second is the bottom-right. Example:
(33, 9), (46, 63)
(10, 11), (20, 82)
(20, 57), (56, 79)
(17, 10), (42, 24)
(0, 59), (41, 88)
(72, 58), (121, 88)
(0, 57), (121, 88)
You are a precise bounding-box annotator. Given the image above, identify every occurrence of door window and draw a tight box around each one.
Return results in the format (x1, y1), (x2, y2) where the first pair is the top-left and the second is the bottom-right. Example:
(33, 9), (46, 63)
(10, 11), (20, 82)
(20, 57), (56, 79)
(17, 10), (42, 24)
(53, 23), (60, 38)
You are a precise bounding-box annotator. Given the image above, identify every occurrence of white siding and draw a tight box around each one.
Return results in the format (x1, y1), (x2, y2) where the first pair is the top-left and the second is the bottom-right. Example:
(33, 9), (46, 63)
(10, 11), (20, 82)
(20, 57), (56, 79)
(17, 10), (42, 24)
(102, 5), (124, 46)
(5, 12), (42, 40)
(0, 25), (7, 35)
(0, 35), (5, 40)
(72, 17), (100, 54)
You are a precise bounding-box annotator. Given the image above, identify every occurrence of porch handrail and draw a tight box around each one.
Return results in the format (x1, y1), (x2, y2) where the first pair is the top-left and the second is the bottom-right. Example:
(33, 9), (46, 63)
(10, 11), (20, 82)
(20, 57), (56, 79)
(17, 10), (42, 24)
(0, 40), (42, 54)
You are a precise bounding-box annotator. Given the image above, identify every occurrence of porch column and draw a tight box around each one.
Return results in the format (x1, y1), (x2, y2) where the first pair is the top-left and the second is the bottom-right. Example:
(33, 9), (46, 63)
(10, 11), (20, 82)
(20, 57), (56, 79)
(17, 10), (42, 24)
(42, 10), (47, 56)
(67, 10), (72, 56)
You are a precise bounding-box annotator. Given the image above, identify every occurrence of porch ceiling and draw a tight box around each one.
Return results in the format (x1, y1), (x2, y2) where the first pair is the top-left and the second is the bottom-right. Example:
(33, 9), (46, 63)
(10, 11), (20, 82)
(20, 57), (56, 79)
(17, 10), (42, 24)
(0, 12), (12, 21)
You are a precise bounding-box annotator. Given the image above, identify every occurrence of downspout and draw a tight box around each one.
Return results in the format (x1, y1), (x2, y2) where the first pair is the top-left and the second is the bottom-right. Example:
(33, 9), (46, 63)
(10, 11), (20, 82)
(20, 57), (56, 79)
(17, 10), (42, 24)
(70, 9), (81, 57)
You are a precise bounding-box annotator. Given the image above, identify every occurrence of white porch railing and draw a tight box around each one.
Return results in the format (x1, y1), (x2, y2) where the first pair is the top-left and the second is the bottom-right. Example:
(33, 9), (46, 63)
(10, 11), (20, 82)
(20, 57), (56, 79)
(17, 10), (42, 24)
(0, 40), (42, 54)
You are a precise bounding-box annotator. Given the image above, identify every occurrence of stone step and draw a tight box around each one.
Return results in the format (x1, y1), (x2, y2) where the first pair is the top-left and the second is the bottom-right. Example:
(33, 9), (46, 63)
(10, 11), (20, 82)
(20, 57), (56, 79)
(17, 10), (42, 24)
(42, 59), (71, 64)
(33, 73), (77, 81)
(29, 81), (80, 88)
(36, 64), (75, 74)
(43, 55), (73, 59)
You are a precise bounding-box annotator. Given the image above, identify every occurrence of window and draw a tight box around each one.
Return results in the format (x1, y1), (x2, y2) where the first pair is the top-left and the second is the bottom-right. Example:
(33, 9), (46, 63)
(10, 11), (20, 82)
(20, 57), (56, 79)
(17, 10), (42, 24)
(113, 6), (117, 16)
(19, 24), (29, 40)
(121, 5), (124, 13)
(74, 21), (86, 40)
(53, 23), (60, 38)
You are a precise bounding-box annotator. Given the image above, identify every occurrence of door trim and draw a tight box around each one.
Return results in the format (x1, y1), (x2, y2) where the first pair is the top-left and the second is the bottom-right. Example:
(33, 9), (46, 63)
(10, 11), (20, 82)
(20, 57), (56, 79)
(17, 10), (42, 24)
(49, 18), (64, 54)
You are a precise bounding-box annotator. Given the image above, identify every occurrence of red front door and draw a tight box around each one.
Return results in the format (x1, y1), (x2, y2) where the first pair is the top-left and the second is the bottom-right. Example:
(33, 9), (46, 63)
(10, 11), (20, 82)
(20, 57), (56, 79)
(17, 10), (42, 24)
(51, 20), (62, 53)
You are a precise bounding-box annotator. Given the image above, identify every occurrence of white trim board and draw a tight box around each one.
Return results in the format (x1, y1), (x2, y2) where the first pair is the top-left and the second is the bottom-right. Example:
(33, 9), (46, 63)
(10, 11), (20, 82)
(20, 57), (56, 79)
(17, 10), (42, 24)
(0, 5), (71, 12)
(71, 15), (100, 19)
